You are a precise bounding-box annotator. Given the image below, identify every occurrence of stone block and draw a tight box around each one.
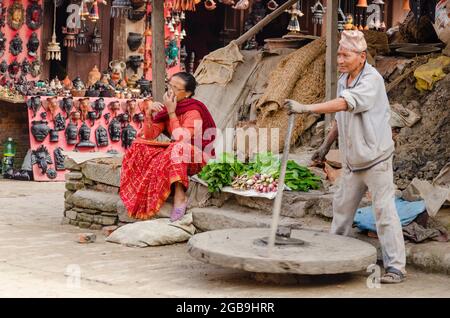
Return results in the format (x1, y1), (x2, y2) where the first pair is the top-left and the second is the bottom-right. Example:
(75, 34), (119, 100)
(72, 207), (102, 214)
(64, 158), (81, 171)
(64, 190), (75, 200)
(83, 178), (95, 185)
(90, 183), (119, 194)
(117, 199), (139, 223)
(65, 172), (83, 181)
(68, 189), (120, 213)
(64, 202), (74, 211)
(82, 161), (121, 187)
(93, 215), (117, 226)
(89, 224), (103, 231)
(65, 180), (85, 191)
(61, 217), (70, 225)
(78, 222), (92, 229)
(69, 219), (78, 226)
(65, 210), (78, 220)
(78, 213), (95, 223)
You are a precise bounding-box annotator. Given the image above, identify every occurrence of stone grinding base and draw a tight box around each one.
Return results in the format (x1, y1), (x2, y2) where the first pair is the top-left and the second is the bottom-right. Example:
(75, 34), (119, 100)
(188, 228), (377, 275)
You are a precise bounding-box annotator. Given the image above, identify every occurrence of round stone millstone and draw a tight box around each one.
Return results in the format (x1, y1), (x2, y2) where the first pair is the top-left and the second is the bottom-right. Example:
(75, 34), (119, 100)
(188, 228), (377, 275)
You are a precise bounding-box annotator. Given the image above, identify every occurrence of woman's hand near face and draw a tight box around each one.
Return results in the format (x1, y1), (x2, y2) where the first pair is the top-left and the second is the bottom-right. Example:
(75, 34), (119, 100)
(163, 90), (177, 115)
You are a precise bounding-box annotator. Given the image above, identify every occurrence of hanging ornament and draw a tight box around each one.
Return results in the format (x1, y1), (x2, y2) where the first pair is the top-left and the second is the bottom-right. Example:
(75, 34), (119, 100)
(46, 0), (61, 61)
(128, 9), (146, 21)
(144, 12), (152, 36)
(9, 33), (23, 56)
(7, 0), (25, 30)
(80, 0), (90, 20)
(111, 0), (132, 18)
(286, 2), (304, 33)
(26, 0), (44, 30)
(168, 20), (175, 33)
(180, 11), (185, 20)
(77, 21), (89, 45)
(337, 0), (346, 32)
(89, 1), (100, 22)
(90, 24), (102, 53)
(62, 27), (79, 48)
(311, 1), (326, 25)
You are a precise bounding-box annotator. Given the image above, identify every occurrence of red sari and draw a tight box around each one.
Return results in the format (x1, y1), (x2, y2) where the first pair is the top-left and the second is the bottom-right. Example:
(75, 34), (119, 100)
(119, 98), (216, 219)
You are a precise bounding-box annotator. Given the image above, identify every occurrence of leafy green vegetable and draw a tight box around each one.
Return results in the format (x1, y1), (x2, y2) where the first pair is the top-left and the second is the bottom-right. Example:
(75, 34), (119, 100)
(284, 160), (321, 192)
(198, 152), (321, 193)
(198, 153), (244, 193)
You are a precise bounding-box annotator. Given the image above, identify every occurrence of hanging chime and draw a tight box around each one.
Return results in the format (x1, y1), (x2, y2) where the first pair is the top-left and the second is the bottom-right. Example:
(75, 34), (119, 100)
(80, 0), (90, 20)
(311, 0), (326, 25)
(372, 0), (385, 31)
(90, 24), (102, 53)
(62, 27), (79, 48)
(181, 29), (186, 39)
(111, 0), (132, 18)
(356, 0), (368, 30)
(77, 21), (89, 45)
(337, 0), (346, 32)
(89, 1), (100, 22)
(46, 0), (61, 60)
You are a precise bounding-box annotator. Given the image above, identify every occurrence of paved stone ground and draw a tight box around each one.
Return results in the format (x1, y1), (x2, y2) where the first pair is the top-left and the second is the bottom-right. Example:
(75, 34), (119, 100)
(1, 179), (450, 298)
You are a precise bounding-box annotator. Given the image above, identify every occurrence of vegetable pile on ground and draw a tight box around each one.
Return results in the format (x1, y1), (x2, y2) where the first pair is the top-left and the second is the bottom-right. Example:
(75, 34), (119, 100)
(198, 152), (321, 193)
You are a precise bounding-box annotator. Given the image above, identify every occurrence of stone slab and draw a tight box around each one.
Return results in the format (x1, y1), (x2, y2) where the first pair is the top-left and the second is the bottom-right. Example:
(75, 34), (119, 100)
(82, 161), (121, 187)
(67, 189), (120, 213)
(188, 228), (377, 275)
(65, 172), (83, 181)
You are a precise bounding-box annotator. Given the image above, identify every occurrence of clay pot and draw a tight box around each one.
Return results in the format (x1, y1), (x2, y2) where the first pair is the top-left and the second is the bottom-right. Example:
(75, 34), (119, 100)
(127, 32), (143, 52)
(126, 55), (144, 73)
(128, 9), (146, 21)
(87, 65), (101, 88)
(130, 0), (146, 9)
(71, 89), (86, 97)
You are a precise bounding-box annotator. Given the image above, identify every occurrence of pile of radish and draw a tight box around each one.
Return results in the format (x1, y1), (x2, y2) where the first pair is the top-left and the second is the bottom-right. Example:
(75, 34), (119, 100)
(232, 173), (279, 193)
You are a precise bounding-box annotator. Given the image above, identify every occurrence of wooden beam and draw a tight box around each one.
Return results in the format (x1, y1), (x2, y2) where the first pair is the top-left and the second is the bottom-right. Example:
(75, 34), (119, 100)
(325, 0), (339, 129)
(152, 0), (166, 101)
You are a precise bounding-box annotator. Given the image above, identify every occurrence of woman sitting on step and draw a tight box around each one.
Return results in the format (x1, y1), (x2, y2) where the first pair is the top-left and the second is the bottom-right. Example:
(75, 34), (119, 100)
(120, 72), (216, 222)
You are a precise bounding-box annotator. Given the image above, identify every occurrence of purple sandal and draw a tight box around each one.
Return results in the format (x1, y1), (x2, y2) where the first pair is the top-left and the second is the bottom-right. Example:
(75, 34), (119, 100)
(170, 202), (188, 222)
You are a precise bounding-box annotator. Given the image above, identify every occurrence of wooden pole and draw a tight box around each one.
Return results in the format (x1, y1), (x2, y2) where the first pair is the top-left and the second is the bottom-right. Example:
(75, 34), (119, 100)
(325, 0), (339, 130)
(152, 0), (166, 101)
(234, 0), (299, 46)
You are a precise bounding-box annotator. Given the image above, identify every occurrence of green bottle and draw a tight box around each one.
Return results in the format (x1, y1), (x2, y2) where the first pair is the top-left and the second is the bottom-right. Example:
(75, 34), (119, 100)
(2, 137), (16, 175)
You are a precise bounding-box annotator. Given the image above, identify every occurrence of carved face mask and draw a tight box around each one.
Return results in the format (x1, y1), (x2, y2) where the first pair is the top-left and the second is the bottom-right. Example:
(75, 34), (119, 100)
(9, 33), (23, 56)
(77, 122), (95, 148)
(21, 59), (31, 75)
(27, 96), (42, 118)
(121, 123), (137, 149)
(27, 32), (39, 57)
(26, 1), (43, 30)
(54, 147), (65, 171)
(60, 97), (74, 118)
(49, 129), (59, 142)
(108, 118), (121, 141)
(31, 120), (50, 142)
(7, 1), (24, 30)
(30, 60), (42, 78)
(31, 145), (52, 175)
(95, 125), (109, 147)
(65, 122), (78, 145)
(8, 60), (20, 76)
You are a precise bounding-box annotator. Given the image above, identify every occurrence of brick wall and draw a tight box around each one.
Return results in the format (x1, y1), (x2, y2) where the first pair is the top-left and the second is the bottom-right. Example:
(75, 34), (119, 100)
(0, 101), (31, 169)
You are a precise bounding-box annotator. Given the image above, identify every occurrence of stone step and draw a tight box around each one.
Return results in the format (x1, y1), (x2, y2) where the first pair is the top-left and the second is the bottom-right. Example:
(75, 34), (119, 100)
(66, 189), (120, 213)
(191, 204), (331, 232)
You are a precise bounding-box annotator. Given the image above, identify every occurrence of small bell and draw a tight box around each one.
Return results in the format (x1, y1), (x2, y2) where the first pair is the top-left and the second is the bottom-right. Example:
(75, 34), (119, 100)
(311, 1), (326, 25)
(356, 0), (368, 7)
(181, 29), (186, 37)
(77, 23), (89, 45)
(80, 0), (90, 20)
(174, 29), (180, 38)
(46, 33), (61, 61)
(180, 11), (185, 20)
(89, 1), (100, 22)
(62, 27), (79, 48)
(90, 24), (102, 53)
(168, 21), (175, 33)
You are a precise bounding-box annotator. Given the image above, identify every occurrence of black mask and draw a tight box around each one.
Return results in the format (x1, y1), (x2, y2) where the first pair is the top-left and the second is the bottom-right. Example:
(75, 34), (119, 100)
(77, 122), (95, 148)
(94, 98), (106, 116)
(9, 33), (23, 56)
(49, 129), (59, 142)
(21, 59), (31, 75)
(60, 97), (73, 118)
(0, 31), (5, 57)
(65, 122), (78, 145)
(0, 60), (7, 74)
(27, 96), (42, 118)
(54, 147), (65, 171)
(95, 125), (109, 147)
(121, 124), (137, 149)
(108, 118), (121, 141)
(27, 32), (40, 57)
(31, 120), (50, 142)
(8, 60), (20, 76)
(31, 145), (52, 175)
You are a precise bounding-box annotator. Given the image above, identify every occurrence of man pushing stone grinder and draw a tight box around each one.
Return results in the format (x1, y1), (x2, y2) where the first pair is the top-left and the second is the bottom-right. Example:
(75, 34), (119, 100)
(284, 30), (406, 284)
